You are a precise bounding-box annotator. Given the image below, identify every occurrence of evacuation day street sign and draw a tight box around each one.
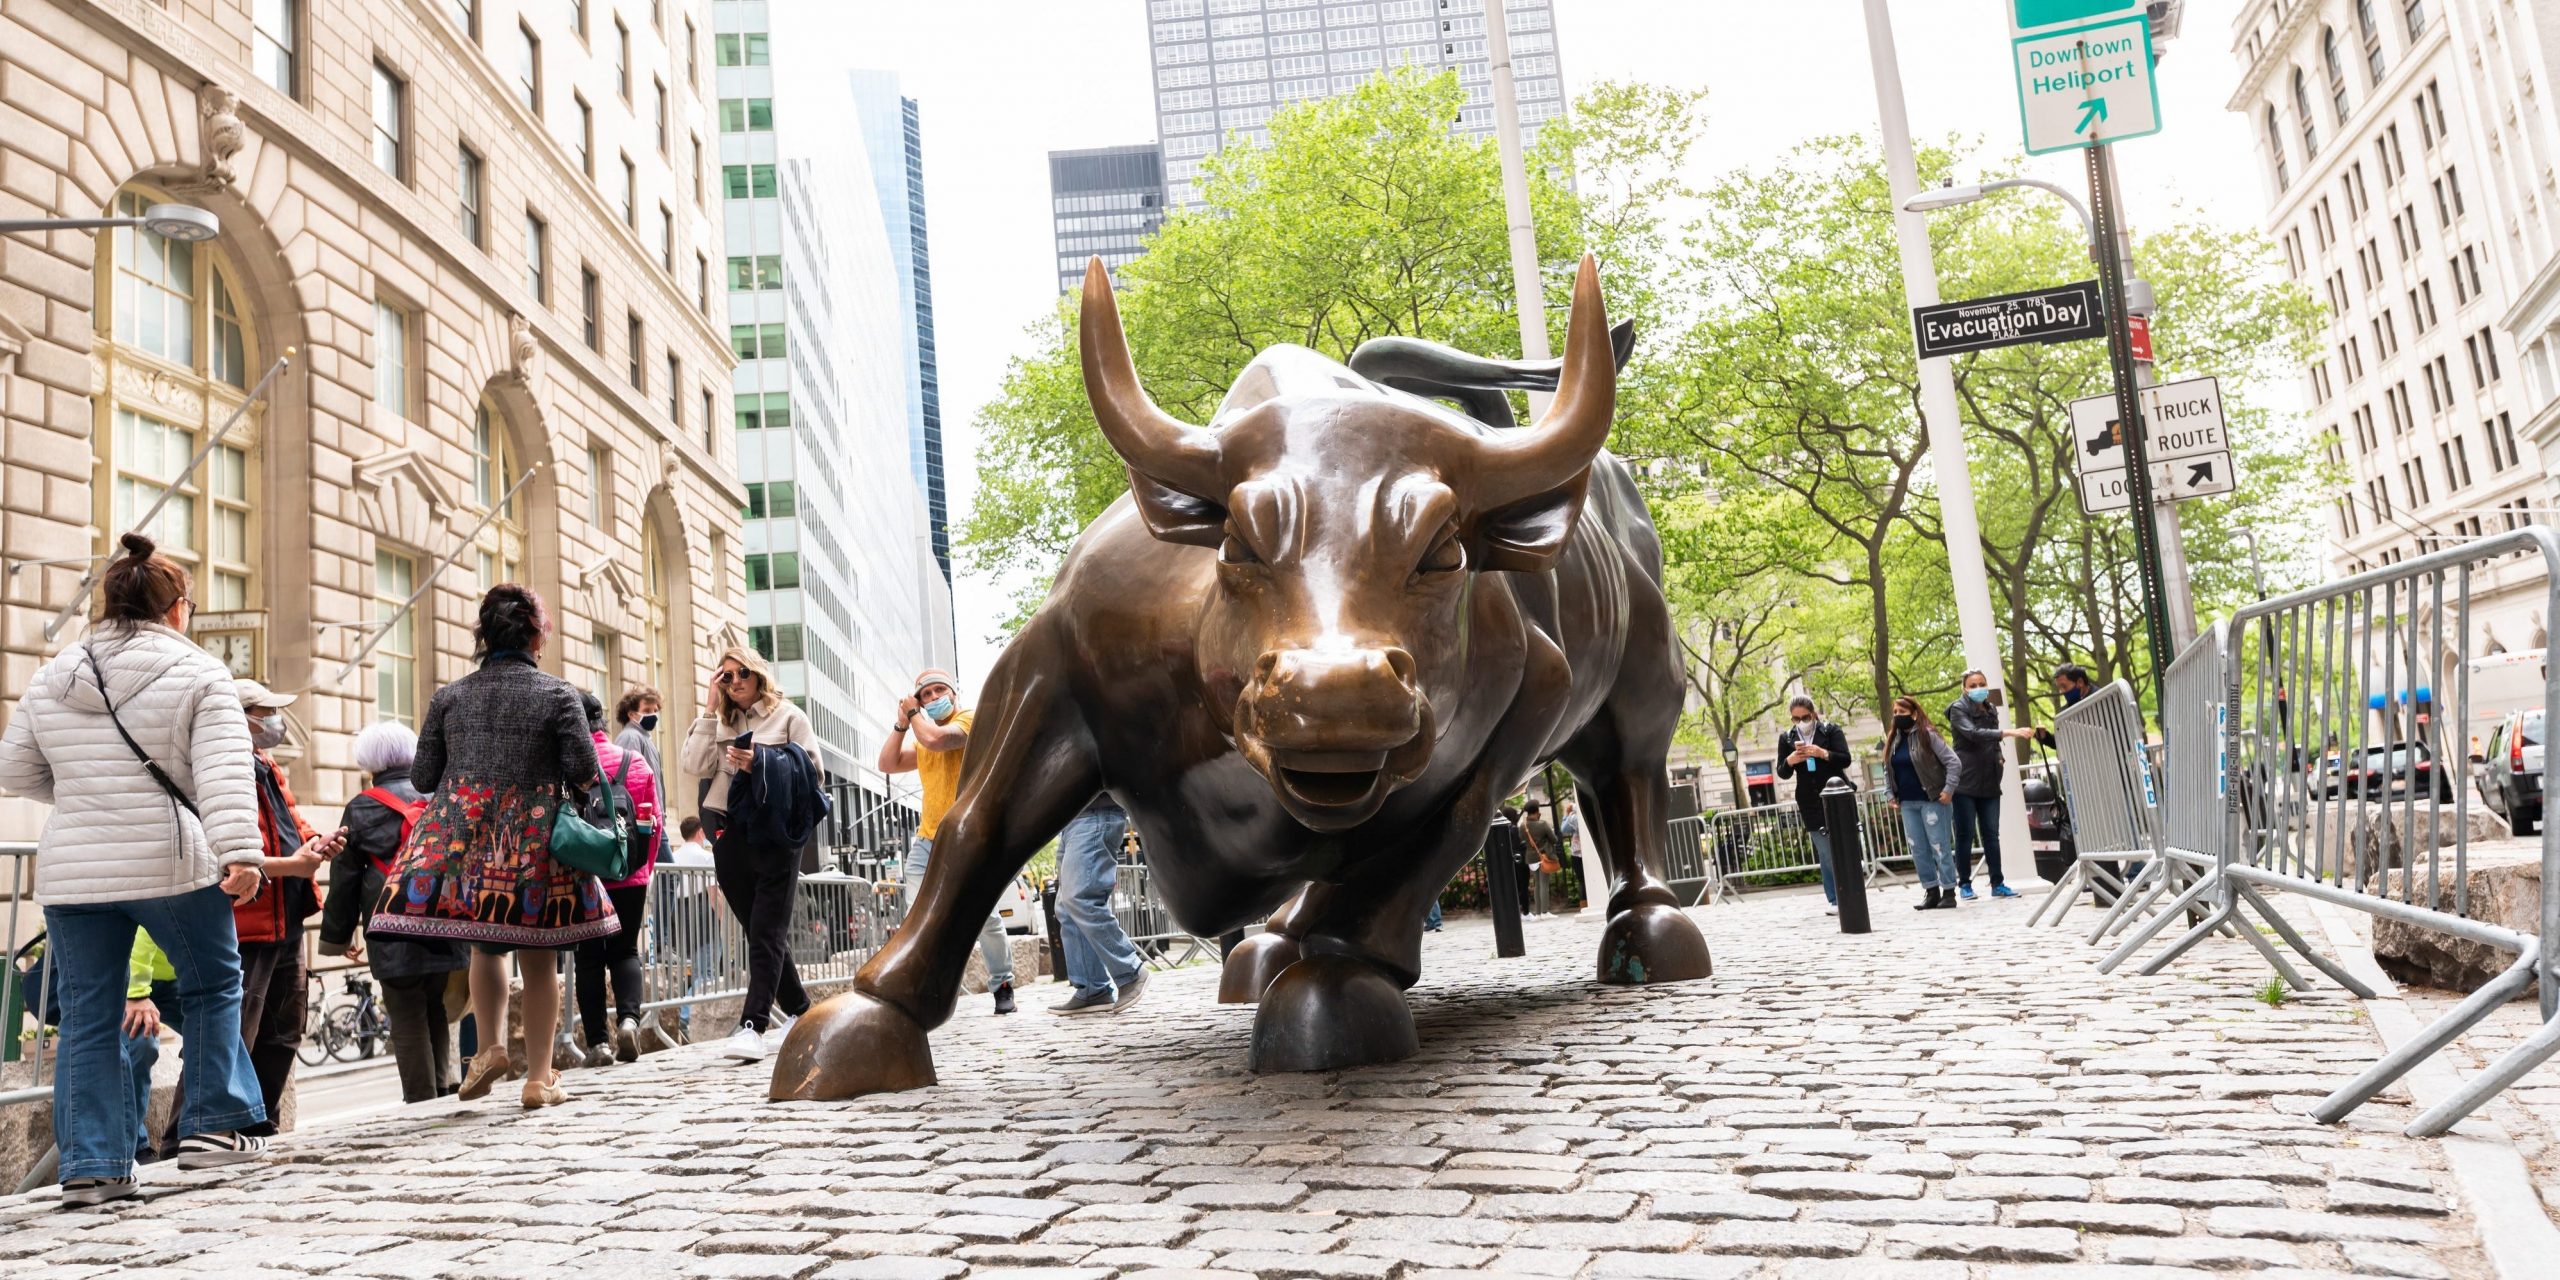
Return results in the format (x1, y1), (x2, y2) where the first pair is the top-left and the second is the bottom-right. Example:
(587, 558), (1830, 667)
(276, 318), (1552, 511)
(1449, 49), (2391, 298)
(1911, 280), (2104, 359)
(2011, 0), (2162, 155)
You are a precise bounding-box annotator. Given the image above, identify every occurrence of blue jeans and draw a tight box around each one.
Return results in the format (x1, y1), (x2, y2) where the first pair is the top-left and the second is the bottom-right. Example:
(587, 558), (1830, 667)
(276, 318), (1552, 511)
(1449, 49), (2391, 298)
(1951, 793), (2005, 888)
(1898, 799), (1957, 888)
(903, 835), (1013, 987)
(45, 885), (264, 1181)
(1809, 829), (1838, 904)
(1056, 809), (1144, 997)
(1425, 899), (1442, 930)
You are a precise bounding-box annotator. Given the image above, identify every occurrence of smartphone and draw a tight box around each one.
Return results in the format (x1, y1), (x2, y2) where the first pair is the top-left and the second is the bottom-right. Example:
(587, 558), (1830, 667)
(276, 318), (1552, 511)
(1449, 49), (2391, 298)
(733, 731), (753, 750)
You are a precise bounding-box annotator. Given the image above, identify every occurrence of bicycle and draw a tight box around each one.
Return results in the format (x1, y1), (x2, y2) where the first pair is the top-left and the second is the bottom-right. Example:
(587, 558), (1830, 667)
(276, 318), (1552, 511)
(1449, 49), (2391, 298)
(296, 970), (331, 1066)
(321, 975), (388, 1062)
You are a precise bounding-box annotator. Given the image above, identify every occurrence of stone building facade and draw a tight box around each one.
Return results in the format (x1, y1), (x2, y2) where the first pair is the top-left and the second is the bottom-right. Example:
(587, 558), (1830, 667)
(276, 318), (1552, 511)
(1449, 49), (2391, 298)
(0, 0), (745, 836)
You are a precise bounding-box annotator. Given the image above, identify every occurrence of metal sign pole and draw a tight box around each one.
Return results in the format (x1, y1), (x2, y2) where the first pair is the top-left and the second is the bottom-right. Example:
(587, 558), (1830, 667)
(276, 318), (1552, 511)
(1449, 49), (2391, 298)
(331, 463), (545, 684)
(2088, 140), (2172, 694)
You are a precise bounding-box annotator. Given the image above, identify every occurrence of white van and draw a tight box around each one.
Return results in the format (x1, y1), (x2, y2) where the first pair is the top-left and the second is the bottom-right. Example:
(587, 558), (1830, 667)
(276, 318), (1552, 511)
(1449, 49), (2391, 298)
(2464, 649), (2550, 757)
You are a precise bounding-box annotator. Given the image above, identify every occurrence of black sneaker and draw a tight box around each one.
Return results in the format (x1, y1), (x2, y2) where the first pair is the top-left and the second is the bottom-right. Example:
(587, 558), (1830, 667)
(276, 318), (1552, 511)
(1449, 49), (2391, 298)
(1109, 969), (1149, 1014)
(60, 1176), (138, 1207)
(1051, 988), (1114, 1016)
(992, 981), (1017, 1015)
(174, 1131), (267, 1169)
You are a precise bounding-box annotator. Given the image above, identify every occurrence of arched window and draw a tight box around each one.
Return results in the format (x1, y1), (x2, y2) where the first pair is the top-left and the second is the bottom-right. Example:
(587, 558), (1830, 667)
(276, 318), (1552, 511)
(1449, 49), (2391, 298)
(2265, 106), (2292, 191)
(642, 515), (673, 762)
(91, 186), (259, 612)
(2322, 28), (2351, 124)
(2357, 0), (2388, 83)
(2294, 69), (2322, 157)
(470, 400), (526, 589)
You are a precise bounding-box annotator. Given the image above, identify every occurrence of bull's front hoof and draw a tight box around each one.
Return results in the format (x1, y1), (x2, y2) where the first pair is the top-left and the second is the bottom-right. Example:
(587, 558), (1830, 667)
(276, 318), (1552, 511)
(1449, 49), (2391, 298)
(1598, 902), (1714, 984)
(1217, 930), (1304, 1004)
(1246, 953), (1418, 1073)
(767, 990), (936, 1101)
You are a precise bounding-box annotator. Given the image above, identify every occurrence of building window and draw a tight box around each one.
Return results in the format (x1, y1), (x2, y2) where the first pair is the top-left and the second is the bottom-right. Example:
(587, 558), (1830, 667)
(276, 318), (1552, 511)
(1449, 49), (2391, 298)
(2357, 0), (2387, 83)
(2263, 107), (2289, 191)
(586, 441), (612, 527)
(728, 255), (783, 289)
(692, 134), (705, 206)
(627, 313), (645, 389)
(701, 387), (716, 452)
(735, 390), (791, 432)
(667, 355), (682, 420)
(589, 631), (622, 708)
(94, 187), (260, 613)
(716, 33), (770, 65)
(469, 401), (526, 589)
(571, 0), (586, 38)
(723, 164), (779, 198)
(616, 19), (631, 100)
(654, 78), (669, 155)
(2322, 28), (2350, 124)
(371, 61), (407, 178)
(373, 299), (410, 418)
(696, 252), (710, 314)
(730, 323), (785, 360)
(709, 529), (729, 600)
(749, 624), (806, 662)
(2405, 0), (2428, 38)
(457, 144), (484, 245)
(743, 552), (800, 590)
(743, 481), (799, 518)
(621, 154), (638, 227)
(450, 0), (478, 39)
(572, 95), (594, 176)
(686, 17), (700, 86)
(253, 0), (297, 97)
(719, 98), (774, 132)
(374, 549), (421, 727)
(516, 20), (540, 110)
(580, 266), (601, 349)
(2292, 70), (2320, 158)
(660, 204), (675, 272)
(524, 212), (547, 301)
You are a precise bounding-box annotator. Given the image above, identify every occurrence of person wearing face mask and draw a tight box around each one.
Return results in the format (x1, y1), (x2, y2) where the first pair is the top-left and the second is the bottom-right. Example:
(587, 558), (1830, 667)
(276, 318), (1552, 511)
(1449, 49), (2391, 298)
(1776, 695), (1854, 915)
(612, 685), (664, 780)
(1883, 697), (1964, 911)
(683, 646), (820, 1062)
(1946, 669), (2038, 900)
(882, 668), (1019, 1015)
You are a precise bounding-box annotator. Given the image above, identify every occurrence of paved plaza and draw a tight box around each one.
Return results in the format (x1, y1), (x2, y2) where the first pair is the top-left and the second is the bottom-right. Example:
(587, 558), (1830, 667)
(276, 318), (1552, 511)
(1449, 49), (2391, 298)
(0, 886), (2526, 1279)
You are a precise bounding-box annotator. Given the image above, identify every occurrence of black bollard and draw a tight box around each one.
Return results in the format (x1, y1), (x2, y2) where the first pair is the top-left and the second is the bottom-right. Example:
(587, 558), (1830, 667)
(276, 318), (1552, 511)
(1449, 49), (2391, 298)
(1040, 883), (1067, 982)
(1821, 777), (1872, 935)
(1485, 824), (1527, 958)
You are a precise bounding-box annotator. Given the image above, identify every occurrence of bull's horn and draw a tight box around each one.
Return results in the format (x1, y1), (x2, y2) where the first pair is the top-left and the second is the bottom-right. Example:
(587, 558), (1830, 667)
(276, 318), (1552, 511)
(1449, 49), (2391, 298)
(1476, 255), (1616, 508)
(1079, 257), (1221, 497)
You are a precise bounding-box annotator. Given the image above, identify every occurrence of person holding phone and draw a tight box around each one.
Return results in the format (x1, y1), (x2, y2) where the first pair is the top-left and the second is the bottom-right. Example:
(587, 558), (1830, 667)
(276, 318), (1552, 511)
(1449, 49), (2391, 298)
(681, 646), (819, 1063)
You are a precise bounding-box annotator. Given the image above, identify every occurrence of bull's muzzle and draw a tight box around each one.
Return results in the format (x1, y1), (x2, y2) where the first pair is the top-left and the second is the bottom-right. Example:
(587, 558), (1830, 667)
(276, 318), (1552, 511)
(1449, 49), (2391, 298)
(1243, 646), (1430, 818)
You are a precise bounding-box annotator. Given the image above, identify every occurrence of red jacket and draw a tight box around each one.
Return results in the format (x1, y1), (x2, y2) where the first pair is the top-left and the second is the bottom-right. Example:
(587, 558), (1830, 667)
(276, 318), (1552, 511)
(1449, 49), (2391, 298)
(233, 751), (320, 944)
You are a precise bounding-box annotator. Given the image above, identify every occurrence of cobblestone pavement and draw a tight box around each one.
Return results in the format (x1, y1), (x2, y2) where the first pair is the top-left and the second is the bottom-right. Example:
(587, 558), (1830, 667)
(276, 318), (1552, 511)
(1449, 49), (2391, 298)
(1, 885), (2517, 1279)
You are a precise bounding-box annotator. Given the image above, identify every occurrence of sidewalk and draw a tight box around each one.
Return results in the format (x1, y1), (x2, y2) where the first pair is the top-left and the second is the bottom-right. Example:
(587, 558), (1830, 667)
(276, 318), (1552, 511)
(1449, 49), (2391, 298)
(0, 883), (2524, 1278)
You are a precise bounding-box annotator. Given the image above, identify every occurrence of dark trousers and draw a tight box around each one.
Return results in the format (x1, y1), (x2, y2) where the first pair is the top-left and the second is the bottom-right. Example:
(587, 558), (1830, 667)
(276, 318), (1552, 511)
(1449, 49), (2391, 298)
(377, 972), (453, 1103)
(164, 934), (300, 1151)
(713, 826), (808, 1033)
(575, 884), (650, 1044)
(1952, 793), (2006, 889)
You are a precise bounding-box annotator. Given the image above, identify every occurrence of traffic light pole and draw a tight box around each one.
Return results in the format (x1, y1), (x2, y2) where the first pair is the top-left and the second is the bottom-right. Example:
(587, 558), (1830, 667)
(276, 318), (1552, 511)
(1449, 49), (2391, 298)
(2088, 141), (2176, 693)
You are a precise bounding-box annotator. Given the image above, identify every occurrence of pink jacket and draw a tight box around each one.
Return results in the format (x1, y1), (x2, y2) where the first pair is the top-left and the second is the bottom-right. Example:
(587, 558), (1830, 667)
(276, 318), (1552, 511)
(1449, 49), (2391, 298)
(593, 729), (662, 888)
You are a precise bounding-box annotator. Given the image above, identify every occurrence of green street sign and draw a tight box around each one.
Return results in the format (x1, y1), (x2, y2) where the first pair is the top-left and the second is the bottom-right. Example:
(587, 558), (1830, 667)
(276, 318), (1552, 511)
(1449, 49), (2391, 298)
(2012, 14), (2162, 155)
(2011, 0), (2143, 34)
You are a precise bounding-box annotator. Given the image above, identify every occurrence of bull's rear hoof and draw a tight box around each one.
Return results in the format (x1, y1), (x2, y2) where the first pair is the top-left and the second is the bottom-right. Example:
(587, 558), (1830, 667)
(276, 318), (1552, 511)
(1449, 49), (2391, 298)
(1218, 930), (1303, 1004)
(767, 990), (936, 1101)
(1246, 953), (1417, 1073)
(1598, 902), (1713, 984)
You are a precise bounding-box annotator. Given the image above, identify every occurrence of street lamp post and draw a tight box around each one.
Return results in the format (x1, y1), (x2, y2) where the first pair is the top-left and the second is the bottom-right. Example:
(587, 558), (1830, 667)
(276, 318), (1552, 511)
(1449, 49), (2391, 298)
(0, 203), (220, 242)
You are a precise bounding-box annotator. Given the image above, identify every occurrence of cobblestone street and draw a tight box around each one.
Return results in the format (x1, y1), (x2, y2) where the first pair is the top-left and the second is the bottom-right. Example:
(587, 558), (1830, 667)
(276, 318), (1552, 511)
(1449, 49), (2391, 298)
(1, 886), (2519, 1279)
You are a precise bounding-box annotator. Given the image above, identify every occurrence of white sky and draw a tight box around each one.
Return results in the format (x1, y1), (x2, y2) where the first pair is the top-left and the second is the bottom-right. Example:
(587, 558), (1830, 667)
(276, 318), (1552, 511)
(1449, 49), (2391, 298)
(809, 1), (2264, 690)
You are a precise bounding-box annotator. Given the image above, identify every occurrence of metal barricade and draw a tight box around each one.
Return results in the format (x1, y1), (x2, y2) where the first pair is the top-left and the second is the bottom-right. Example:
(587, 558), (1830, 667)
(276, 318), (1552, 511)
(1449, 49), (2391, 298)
(2088, 525), (2560, 1137)
(2, 843), (52, 1108)
(2031, 679), (2160, 930)
(1664, 814), (1712, 905)
(1692, 795), (1910, 903)
(638, 867), (886, 1015)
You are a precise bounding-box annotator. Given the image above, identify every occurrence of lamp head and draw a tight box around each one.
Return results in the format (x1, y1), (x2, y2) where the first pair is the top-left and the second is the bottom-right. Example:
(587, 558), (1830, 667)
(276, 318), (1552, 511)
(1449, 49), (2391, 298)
(1901, 182), (1988, 213)
(140, 203), (219, 242)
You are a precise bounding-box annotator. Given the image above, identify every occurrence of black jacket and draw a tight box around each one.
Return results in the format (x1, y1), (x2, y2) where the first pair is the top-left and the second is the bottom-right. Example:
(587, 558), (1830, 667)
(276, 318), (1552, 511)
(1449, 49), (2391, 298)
(728, 741), (829, 850)
(1946, 696), (2009, 798)
(317, 767), (464, 980)
(1777, 719), (1853, 830)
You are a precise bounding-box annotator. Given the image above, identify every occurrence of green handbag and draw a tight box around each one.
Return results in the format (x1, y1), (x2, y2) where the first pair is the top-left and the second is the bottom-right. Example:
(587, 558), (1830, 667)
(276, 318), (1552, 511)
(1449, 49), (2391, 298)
(549, 776), (632, 881)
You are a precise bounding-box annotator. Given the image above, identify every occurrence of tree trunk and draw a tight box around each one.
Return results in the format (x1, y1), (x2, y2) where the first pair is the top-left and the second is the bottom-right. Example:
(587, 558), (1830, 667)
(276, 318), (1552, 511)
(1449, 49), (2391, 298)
(1866, 541), (1893, 726)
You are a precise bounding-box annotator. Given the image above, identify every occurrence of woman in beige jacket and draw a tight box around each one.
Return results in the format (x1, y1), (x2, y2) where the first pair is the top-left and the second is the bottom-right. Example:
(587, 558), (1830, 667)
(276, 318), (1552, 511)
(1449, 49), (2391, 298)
(679, 646), (817, 1063)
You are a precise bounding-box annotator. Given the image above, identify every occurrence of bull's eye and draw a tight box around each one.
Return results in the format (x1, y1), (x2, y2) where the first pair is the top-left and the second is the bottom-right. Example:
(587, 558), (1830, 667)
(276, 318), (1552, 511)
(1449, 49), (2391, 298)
(1418, 533), (1465, 574)
(1218, 532), (1261, 566)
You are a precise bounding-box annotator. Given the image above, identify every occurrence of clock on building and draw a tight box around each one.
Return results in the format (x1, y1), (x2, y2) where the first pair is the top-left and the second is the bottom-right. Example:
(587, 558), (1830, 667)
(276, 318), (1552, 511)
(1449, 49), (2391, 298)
(190, 610), (265, 679)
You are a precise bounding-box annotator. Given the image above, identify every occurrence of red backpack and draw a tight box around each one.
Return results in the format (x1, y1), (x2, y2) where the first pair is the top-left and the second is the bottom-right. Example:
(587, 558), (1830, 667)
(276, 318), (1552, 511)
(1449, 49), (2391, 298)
(357, 786), (426, 878)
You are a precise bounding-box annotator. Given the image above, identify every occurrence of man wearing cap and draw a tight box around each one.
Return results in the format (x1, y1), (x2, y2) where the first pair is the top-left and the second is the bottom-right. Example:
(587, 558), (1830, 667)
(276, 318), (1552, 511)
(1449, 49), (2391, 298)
(162, 682), (341, 1153)
(881, 669), (1017, 1014)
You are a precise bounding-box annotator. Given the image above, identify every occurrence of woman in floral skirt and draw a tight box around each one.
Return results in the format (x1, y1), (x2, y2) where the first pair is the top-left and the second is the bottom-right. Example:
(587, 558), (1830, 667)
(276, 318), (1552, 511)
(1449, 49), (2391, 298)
(366, 584), (611, 1108)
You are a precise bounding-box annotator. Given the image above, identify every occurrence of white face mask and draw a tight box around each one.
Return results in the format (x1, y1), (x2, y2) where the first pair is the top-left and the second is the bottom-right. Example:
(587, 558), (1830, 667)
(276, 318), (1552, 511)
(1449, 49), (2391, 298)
(248, 714), (286, 750)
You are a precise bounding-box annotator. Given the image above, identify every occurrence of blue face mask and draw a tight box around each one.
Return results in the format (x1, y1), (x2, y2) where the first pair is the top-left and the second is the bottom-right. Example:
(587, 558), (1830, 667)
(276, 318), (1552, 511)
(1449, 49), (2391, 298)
(1966, 686), (1992, 703)
(923, 697), (954, 721)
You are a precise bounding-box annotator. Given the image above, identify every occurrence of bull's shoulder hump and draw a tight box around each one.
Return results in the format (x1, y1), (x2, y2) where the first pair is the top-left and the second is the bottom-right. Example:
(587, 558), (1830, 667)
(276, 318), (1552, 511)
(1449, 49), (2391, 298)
(1215, 345), (1373, 418)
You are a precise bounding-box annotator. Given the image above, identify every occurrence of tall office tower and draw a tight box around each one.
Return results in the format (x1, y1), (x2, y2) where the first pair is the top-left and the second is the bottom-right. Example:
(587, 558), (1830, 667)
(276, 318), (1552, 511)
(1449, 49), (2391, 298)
(850, 70), (952, 593)
(1146, 0), (1564, 207)
(2230, 0), (2549, 650)
(1050, 144), (1168, 293)
(716, 3), (955, 793)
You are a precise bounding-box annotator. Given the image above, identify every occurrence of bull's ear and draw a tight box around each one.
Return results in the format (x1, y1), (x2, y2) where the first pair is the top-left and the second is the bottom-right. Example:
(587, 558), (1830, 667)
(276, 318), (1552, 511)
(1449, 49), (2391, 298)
(1468, 471), (1592, 572)
(1126, 467), (1228, 548)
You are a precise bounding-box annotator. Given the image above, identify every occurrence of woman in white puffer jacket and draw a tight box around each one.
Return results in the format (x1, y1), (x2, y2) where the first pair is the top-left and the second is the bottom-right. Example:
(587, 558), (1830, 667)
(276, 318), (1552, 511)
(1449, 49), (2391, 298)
(0, 533), (275, 1205)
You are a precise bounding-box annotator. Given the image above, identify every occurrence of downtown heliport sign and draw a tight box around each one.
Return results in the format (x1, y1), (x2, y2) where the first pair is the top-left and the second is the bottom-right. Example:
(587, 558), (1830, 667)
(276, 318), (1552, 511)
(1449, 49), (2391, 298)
(2011, 0), (2162, 154)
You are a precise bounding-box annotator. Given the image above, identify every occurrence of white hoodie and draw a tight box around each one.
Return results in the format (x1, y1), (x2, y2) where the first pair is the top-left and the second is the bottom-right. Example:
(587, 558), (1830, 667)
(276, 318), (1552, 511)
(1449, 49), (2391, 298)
(0, 622), (263, 905)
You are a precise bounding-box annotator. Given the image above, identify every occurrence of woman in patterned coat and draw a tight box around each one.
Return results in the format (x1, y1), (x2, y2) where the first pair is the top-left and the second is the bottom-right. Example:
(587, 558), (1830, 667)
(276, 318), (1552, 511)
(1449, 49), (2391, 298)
(366, 583), (608, 1108)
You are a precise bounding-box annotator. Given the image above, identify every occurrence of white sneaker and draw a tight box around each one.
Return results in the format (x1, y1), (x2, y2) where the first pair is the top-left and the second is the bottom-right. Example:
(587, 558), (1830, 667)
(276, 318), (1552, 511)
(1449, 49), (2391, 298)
(720, 1024), (768, 1062)
(762, 1009), (798, 1048)
(1823, 904), (1839, 915)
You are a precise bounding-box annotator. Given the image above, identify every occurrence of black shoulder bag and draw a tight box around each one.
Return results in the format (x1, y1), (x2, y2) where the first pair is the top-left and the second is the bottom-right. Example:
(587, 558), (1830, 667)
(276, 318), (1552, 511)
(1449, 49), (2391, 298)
(84, 647), (200, 819)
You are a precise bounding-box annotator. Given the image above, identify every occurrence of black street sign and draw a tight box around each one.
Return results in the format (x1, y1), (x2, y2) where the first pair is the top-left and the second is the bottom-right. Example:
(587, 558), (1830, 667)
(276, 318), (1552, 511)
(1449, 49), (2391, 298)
(1911, 279), (2105, 358)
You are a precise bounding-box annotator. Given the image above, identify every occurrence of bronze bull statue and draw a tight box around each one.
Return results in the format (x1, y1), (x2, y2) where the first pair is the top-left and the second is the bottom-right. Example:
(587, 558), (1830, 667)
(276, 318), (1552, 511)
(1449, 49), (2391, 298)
(771, 255), (1712, 1099)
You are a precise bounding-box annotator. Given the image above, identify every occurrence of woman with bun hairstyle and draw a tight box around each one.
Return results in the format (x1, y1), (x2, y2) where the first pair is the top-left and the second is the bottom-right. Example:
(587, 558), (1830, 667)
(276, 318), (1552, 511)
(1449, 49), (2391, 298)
(365, 583), (610, 1109)
(0, 534), (273, 1205)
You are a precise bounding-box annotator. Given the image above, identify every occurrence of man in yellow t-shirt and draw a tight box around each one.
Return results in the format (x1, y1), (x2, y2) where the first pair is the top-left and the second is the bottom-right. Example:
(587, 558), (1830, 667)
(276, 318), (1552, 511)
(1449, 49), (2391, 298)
(879, 668), (1015, 1014)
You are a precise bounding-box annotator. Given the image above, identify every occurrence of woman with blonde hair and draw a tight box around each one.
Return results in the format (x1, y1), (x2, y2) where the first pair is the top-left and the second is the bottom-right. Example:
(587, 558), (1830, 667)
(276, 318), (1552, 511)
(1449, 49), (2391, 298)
(680, 645), (818, 1063)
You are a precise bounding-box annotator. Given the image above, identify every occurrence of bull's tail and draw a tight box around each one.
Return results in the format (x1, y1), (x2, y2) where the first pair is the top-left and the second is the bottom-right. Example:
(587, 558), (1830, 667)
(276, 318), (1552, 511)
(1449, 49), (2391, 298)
(1348, 321), (1636, 430)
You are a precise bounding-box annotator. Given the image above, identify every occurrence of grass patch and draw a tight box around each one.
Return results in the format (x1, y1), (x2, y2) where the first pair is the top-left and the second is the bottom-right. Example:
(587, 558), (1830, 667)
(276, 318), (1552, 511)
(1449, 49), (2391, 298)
(2252, 976), (2292, 1007)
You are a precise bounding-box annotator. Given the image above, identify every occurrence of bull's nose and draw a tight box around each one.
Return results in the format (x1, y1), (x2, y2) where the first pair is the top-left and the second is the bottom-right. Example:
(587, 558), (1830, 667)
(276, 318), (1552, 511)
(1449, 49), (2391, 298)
(1249, 646), (1422, 753)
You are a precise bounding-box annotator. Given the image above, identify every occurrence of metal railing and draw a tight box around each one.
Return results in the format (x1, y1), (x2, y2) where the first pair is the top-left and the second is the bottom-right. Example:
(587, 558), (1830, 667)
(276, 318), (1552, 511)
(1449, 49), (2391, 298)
(637, 867), (891, 1015)
(2030, 680), (2161, 931)
(2076, 525), (2560, 1137)
(1666, 795), (1913, 906)
(2, 843), (52, 1108)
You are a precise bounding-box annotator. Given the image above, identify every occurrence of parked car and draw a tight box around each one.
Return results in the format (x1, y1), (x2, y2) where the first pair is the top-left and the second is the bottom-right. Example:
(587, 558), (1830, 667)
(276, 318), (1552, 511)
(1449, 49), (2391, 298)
(2331, 742), (2456, 802)
(2475, 709), (2546, 835)
(995, 873), (1045, 937)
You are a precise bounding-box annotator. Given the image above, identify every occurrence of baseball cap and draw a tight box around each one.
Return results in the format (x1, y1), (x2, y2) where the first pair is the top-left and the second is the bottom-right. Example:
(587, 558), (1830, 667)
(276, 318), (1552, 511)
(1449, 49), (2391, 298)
(234, 679), (296, 710)
(913, 668), (957, 698)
